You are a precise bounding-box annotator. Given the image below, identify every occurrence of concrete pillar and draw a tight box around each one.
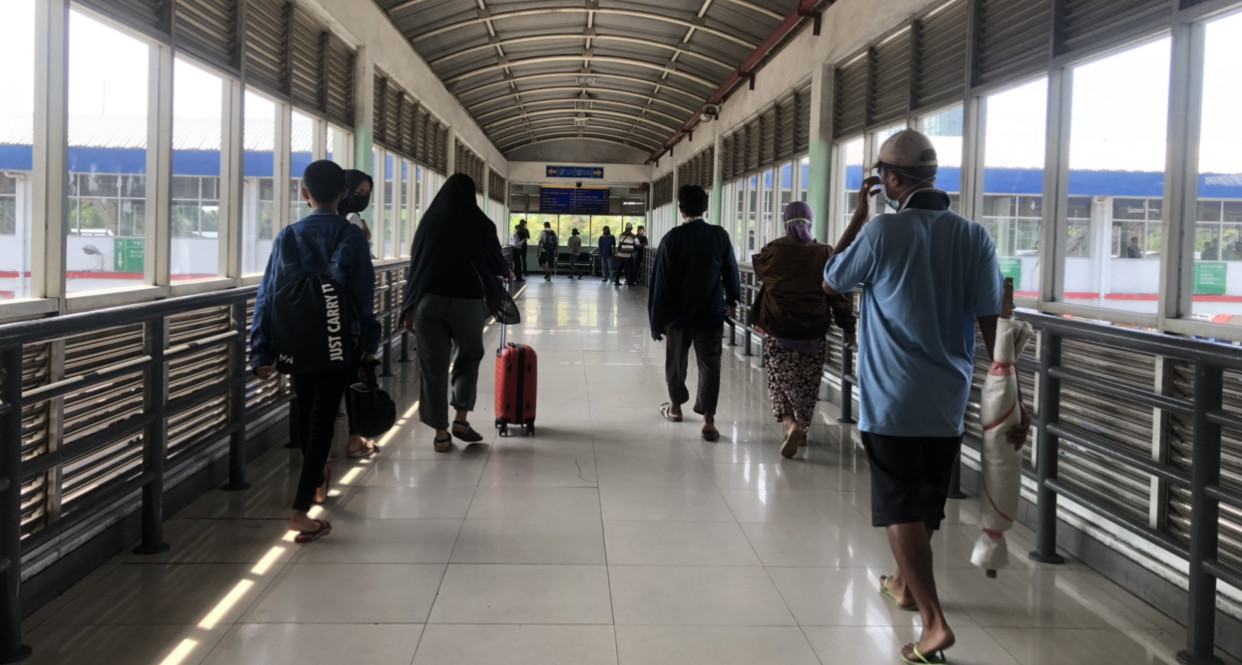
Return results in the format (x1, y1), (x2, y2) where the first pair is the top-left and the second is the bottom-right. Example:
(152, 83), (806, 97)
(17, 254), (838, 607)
(447, 132), (457, 175)
(808, 62), (833, 243)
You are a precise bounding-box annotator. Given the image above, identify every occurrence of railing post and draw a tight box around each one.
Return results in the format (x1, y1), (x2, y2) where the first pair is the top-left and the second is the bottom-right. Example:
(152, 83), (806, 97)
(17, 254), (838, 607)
(1177, 361), (1224, 665)
(1029, 331), (1065, 564)
(223, 303), (250, 491)
(133, 317), (169, 555)
(0, 345), (32, 662)
(838, 343), (856, 425)
(744, 327), (753, 356)
(948, 454), (967, 499)
(380, 282), (393, 378)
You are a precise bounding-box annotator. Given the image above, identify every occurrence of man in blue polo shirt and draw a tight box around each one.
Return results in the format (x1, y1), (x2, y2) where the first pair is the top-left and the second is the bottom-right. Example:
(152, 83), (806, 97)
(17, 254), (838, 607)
(824, 129), (1027, 665)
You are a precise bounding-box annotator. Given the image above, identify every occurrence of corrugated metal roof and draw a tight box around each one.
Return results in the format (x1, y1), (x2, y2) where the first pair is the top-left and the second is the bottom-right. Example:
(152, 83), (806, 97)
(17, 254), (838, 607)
(378, 0), (808, 158)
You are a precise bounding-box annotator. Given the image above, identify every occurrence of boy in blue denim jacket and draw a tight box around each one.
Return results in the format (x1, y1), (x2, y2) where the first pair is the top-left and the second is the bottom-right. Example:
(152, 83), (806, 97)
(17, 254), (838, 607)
(250, 160), (380, 543)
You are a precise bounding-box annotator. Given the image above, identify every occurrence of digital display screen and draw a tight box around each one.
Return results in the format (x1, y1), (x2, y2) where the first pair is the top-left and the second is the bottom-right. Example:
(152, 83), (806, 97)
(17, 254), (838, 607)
(539, 187), (610, 215)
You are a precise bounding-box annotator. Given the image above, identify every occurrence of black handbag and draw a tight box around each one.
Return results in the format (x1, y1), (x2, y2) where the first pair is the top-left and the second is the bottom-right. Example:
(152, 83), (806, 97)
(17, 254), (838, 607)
(476, 258), (521, 325)
(347, 361), (396, 438)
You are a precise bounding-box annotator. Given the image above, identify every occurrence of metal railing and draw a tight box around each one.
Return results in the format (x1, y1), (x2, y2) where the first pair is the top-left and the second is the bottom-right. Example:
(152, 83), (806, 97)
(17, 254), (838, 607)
(729, 263), (1242, 663)
(1018, 312), (1242, 665)
(0, 261), (409, 662)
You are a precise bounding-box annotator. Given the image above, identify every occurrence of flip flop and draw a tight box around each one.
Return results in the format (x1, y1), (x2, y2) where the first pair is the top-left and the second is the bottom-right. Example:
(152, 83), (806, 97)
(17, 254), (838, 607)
(880, 575), (918, 611)
(294, 519), (332, 544)
(901, 644), (949, 665)
(780, 430), (800, 458)
(701, 427), (720, 442)
(346, 444), (379, 459)
(659, 403), (683, 423)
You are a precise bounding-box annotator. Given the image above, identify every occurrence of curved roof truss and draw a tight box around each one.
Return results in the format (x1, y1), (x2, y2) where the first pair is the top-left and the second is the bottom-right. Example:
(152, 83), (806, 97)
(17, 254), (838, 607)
(474, 98), (687, 127)
(382, 0), (812, 158)
(445, 56), (716, 91)
(491, 117), (670, 147)
(410, 8), (757, 49)
(486, 108), (681, 135)
(429, 34), (735, 73)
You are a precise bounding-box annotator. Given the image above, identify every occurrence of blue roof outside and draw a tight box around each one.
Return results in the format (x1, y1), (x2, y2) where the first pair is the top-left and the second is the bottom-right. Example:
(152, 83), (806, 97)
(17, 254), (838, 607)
(1, 145), (1240, 198)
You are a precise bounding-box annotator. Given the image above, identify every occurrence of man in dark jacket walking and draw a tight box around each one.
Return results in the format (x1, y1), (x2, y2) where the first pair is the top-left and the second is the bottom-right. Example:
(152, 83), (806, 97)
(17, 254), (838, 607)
(649, 185), (741, 441)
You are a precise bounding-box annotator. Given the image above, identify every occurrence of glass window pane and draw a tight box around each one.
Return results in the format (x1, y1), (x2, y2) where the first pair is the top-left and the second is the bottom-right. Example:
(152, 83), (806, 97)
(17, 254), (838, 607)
(385, 153), (396, 257)
(799, 156), (809, 203)
(67, 11), (151, 293)
(1066, 39), (1170, 313)
(399, 160), (410, 256)
(171, 58), (222, 283)
(327, 123), (351, 166)
(919, 106), (963, 213)
(983, 77), (1047, 298)
(837, 137), (864, 233)
(290, 110), (314, 225)
(0, 0), (34, 300)
(747, 175), (758, 255)
(1194, 12), (1242, 324)
(242, 90), (277, 274)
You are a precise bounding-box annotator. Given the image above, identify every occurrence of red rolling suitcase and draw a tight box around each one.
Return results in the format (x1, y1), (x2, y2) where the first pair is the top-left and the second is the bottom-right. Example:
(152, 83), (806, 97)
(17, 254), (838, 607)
(494, 319), (537, 437)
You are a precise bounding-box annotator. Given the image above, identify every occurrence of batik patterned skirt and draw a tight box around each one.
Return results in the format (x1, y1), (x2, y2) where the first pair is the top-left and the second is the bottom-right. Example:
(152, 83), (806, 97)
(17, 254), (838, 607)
(763, 336), (826, 430)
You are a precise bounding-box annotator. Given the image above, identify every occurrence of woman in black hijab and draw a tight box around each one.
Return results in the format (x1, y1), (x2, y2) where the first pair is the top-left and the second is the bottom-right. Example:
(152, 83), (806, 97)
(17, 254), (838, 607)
(401, 174), (512, 452)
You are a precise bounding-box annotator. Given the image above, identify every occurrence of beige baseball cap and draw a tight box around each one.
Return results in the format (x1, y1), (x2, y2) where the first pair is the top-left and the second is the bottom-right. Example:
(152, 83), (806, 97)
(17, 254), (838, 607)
(874, 129), (939, 170)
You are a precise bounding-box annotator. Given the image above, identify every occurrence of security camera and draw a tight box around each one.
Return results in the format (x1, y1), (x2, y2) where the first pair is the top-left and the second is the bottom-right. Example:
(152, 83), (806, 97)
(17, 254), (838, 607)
(576, 181), (582, 188)
(701, 104), (721, 122)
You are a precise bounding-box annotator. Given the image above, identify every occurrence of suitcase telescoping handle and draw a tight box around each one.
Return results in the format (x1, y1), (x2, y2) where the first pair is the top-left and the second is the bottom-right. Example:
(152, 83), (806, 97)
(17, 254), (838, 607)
(497, 277), (511, 353)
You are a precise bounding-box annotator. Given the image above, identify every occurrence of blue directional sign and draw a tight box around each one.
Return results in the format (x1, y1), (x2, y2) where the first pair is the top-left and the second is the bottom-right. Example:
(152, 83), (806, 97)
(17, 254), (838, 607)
(546, 165), (605, 179)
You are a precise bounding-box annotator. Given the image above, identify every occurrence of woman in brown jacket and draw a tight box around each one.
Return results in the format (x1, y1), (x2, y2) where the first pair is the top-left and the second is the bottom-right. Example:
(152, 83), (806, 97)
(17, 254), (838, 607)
(752, 201), (856, 458)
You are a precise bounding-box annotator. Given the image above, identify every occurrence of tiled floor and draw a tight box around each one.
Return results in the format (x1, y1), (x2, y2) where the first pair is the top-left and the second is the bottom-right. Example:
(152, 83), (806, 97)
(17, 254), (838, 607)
(21, 279), (1238, 665)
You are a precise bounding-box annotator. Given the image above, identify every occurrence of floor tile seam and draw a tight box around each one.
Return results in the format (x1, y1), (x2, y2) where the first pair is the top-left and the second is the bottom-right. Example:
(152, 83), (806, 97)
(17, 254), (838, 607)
(432, 492), (475, 572)
(592, 440), (621, 644)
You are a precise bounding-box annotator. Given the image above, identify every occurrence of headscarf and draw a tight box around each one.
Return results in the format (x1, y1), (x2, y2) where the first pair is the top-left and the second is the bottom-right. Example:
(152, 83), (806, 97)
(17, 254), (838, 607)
(783, 201), (814, 243)
(339, 170), (374, 215)
(401, 174), (501, 317)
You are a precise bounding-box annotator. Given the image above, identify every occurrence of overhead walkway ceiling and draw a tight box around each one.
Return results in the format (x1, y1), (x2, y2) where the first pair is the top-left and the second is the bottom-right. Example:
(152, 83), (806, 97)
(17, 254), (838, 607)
(377, 0), (815, 161)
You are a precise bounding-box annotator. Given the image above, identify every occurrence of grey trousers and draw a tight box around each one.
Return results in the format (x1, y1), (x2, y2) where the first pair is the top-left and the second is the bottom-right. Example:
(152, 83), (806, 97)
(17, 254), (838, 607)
(665, 327), (724, 416)
(414, 294), (488, 430)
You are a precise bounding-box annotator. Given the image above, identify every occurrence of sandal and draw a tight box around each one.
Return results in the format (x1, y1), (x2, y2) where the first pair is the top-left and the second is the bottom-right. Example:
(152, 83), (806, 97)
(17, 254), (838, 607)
(880, 575), (918, 612)
(434, 435), (453, 453)
(901, 644), (949, 664)
(659, 403), (683, 423)
(701, 426), (720, 442)
(294, 519), (332, 544)
(451, 420), (484, 443)
(780, 429), (800, 459)
(347, 442), (379, 459)
(313, 465), (331, 505)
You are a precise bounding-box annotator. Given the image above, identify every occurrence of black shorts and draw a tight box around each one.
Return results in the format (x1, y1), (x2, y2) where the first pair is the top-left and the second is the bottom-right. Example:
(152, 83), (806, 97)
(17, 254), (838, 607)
(860, 431), (962, 531)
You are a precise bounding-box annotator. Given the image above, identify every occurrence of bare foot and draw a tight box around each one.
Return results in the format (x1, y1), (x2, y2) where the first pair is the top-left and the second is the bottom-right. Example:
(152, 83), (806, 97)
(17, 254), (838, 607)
(289, 512), (320, 532)
(346, 434), (370, 455)
(884, 573), (915, 607)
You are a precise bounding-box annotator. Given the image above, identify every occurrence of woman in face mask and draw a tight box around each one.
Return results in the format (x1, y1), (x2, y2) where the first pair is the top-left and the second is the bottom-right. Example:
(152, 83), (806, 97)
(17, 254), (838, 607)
(751, 201), (856, 458)
(336, 169), (380, 460)
(340, 170), (374, 246)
